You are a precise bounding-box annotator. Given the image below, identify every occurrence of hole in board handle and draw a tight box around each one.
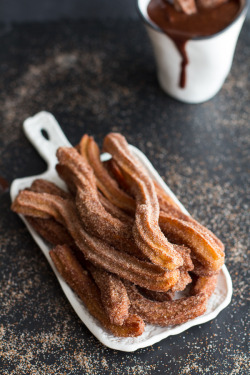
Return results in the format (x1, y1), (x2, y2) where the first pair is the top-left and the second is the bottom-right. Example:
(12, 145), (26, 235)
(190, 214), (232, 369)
(41, 129), (50, 140)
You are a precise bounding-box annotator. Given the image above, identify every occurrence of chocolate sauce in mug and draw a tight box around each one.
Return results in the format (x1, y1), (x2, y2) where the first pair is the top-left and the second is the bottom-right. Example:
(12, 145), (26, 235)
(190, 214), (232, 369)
(147, 0), (242, 88)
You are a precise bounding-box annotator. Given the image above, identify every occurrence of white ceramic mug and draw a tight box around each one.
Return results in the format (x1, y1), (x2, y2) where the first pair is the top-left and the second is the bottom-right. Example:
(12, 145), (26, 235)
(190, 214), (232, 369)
(137, 0), (248, 103)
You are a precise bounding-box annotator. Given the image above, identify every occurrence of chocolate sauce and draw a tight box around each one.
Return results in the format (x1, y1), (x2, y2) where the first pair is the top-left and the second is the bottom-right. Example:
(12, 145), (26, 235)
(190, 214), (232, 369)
(174, 39), (188, 88)
(147, 0), (242, 88)
(0, 176), (9, 193)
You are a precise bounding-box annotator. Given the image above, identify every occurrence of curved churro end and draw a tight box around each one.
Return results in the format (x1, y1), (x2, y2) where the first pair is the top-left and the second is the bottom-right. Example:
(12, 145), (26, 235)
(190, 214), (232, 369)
(191, 274), (218, 299)
(159, 214), (224, 272)
(78, 134), (90, 160)
(11, 190), (53, 219)
(125, 281), (207, 327)
(83, 135), (135, 214)
(119, 314), (145, 337)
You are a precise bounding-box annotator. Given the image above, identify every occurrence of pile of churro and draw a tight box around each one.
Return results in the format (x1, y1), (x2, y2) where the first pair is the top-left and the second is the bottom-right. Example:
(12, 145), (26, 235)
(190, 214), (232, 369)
(11, 133), (225, 337)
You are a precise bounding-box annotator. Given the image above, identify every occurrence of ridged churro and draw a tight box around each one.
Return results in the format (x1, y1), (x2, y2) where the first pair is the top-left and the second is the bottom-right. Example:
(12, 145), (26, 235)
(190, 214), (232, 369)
(125, 281), (207, 326)
(56, 147), (144, 259)
(25, 190), (131, 328)
(107, 147), (224, 254)
(79, 135), (135, 213)
(12, 190), (179, 292)
(103, 133), (183, 270)
(50, 245), (144, 337)
(79, 134), (224, 273)
(30, 178), (70, 199)
(98, 144), (224, 255)
(159, 213), (224, 272)
(26, 216), (74, 247)
(86, 263), (130, 326)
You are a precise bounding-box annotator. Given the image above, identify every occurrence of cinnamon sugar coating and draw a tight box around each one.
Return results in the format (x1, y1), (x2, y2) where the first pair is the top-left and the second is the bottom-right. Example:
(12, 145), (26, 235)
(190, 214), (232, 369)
(12, 190), (179, 292)
(26, 181), (131, 327)
(57, 147), (144, 259)
(103, 133), (183, 270)
(50, 245), (144, 337)
(26, 216), (75, 248)
(191, 274), (218, 299)
(159, 213), (224, 272)
(87, 264), (130, 326)
(105, 152), (224, 253)
(125, 281), (207, 326)
(79, 134), (135, 213)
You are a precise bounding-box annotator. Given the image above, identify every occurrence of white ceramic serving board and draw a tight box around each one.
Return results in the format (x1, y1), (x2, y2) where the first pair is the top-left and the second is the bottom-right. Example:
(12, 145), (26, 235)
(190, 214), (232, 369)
(10, 111), (232, 352)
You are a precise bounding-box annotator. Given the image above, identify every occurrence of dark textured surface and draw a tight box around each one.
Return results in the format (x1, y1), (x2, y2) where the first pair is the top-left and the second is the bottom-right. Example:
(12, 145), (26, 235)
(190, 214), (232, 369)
(0, 0), (249, 22)
(0, 19), (249, 375)
(0, 0), (137, 22)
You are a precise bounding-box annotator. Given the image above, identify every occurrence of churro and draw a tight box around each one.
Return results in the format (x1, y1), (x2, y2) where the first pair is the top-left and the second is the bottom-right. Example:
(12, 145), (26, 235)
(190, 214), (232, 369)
(79, 135), (135, 213)
(56, 147), (143, 259)
(30, 178), (70, 199)
(108, 153), (224, 253)
(159, 213), (224, 272)
(26, 216), (74, 247)
(12, 190), (179, 291)
(87, 263), (130, 326)
(26, 202), (131, 327)
(50, 245), (144, 337)
(125, 281), (207, 326)
(103, 133), (183, 270)
(191, 274), (218, 298)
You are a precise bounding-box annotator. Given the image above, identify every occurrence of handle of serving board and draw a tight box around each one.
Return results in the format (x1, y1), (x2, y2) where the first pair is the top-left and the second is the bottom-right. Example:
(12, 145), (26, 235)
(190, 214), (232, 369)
(23, 111), (72, 169)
